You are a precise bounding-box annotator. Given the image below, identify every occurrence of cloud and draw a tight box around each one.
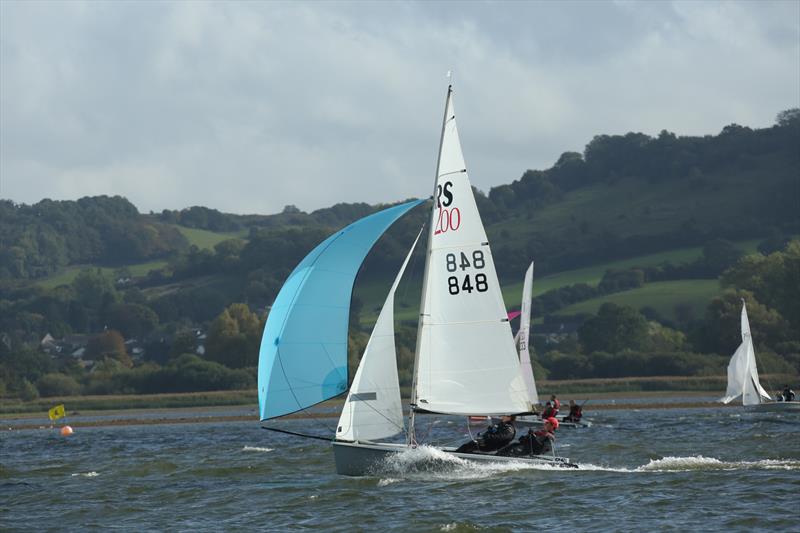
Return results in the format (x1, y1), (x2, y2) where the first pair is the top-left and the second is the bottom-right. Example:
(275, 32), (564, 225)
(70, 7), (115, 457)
(1, 0), (798, 215)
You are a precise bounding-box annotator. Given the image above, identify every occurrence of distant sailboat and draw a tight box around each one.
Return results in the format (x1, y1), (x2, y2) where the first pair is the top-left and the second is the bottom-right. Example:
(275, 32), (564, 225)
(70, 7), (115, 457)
(512, 263), (591, 428)
(258, 84), (577, 475)
(720, 301), (799, 411)
(518, 262), (539, 407)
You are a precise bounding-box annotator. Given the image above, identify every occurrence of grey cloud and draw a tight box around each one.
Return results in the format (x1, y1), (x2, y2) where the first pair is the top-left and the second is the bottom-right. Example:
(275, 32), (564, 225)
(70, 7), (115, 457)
(1, 0), (798, 214)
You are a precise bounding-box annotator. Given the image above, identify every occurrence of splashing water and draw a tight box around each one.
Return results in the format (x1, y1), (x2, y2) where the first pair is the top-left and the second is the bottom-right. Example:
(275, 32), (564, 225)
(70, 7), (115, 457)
(570, 456), (800, 473)
(242, 446), (273, 453)
(376, 445), (577, 479)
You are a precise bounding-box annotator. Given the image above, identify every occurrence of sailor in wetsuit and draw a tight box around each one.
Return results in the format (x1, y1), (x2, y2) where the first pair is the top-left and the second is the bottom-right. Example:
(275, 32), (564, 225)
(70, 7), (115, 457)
(455, 415), (516, 454)
(497, 417), (559, 457)
(562, 400), (582, 422)
(782, 385), (796, 402)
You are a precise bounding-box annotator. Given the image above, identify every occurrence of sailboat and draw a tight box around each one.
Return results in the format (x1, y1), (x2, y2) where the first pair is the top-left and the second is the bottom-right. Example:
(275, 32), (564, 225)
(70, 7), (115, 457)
(258, 84), (576, 476)
(719, 301), (799, 411)
(511, 263), (591, 428)
(512, 262), (541, 429)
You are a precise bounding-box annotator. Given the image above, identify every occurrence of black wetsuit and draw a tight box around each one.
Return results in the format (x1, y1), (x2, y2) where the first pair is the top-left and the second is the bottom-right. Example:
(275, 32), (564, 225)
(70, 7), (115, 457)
(563, 406), (582, 422)
(783, 388), (796, 401)
(496, 429), (554, 457)
(455, 421), (516, 454)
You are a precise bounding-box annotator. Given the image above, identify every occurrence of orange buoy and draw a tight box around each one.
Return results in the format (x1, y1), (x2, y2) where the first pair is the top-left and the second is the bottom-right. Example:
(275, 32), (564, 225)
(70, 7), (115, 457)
(60, 425), (73, 436)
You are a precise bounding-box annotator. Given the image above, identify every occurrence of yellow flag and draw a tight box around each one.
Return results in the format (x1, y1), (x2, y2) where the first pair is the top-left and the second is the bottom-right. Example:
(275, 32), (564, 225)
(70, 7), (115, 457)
(48, 404), (66, 421)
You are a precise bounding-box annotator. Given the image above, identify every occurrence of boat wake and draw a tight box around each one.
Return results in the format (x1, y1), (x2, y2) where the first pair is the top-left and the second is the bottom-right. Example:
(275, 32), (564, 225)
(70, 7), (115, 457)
(242, 446), (273, 453)
(376, 445), (577, 480)
(71, 471), (99, 477)
(572, 456), (800, 473)
(635, 456), (800, 472)
(375, 449), (800, 480)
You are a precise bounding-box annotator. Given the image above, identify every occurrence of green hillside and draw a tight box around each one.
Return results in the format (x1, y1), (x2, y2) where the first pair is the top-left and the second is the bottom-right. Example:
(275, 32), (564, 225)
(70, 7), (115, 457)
(175, 226), (246, 249)
(552, 279), (721, 323)
(3, 111), (797, 399)
(37, 260), (168, 289)
(356, 238), (761, 328)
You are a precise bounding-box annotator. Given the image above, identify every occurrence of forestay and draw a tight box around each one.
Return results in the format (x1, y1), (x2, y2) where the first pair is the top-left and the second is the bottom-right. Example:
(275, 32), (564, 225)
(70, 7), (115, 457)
(258, 199), (424, 421)
(720, 302), (772, 406)
(413, 87), (530, 416)
(336, 230), (422, 442)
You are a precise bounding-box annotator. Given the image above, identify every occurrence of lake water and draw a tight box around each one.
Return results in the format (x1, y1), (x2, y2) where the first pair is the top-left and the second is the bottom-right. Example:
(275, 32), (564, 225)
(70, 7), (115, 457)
(2, 404), (798, 531)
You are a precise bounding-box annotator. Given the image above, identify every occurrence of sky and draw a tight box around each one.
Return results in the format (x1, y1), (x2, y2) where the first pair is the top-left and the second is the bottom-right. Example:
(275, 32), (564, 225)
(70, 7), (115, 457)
(1, 0), (798, 216)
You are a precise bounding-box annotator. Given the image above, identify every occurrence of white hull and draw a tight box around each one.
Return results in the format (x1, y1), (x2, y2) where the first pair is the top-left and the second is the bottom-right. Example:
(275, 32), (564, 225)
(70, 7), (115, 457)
(747, 401), (800, 412)
(513, 416), (592, 429)
(332, 440), (577, 477)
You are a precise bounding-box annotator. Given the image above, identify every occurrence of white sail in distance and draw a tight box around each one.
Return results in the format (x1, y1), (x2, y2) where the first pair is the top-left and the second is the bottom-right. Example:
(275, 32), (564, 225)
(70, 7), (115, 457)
(720, 301), (772, 406)
(518, 262), (539, 405)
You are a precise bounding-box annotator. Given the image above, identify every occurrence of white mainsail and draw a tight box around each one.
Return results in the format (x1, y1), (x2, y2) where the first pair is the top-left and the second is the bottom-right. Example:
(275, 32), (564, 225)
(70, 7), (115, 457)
(412, 86), (530, 416)
(336, 230), (422, 442)
(720, 301), (772, 406)
(518, 262), (539, 405)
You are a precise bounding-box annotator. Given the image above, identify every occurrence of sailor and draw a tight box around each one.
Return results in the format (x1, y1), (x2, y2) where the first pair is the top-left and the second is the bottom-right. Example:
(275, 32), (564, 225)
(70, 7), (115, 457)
(562, 400), (582, 423)
(550, 394), (561, 412)
(455, 415), (516, 454)
(497, 417), (559, 457)
(541, 401), (557, 419)
(782, 385), (796, 402)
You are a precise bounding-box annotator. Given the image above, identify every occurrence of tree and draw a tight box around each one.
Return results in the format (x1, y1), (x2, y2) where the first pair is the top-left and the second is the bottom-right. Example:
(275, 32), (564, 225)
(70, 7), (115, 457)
(72, 268), (118, 330)
(702, 239), (743, 275)
(37, 373), (82, 397)
(721, 241), (800, 331)
(775, 108), (800, 128)
(204, 304), (263, 368)
(696, 290), (789, 355)
(578, 303), (650, 354)
(85, 330), (132, 367)
(106, 303), (159, 338)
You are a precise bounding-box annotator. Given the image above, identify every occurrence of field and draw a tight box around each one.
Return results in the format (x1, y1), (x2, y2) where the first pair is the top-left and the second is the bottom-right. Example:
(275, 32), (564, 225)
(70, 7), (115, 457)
(552, 279), (721, 322)
(175, 226), (246, 249)
(0, 389), (256, 415)
(37, 260), (168, 289)
(35, 226), (245, 289)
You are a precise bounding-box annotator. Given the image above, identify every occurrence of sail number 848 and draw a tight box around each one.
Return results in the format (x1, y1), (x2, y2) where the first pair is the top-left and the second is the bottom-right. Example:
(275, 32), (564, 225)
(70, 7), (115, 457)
(445, 251), (488, 295)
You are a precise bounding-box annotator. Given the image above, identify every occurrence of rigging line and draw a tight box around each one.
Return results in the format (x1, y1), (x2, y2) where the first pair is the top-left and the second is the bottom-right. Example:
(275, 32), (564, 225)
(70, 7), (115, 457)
(269, 227), (354, 422)
(272, 344), (337, 435)
(399, 223), (426, 303)
(261, 426), (334, 442)
(753, 346), (777, 398)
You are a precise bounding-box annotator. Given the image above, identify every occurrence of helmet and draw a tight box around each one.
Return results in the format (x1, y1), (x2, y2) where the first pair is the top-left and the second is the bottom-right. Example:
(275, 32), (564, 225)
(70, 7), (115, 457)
(546, 417), (559, 430)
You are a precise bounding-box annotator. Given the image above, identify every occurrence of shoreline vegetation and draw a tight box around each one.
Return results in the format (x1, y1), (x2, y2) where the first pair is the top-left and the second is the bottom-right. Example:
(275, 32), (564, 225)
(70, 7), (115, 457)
(3, 374), (796, 430)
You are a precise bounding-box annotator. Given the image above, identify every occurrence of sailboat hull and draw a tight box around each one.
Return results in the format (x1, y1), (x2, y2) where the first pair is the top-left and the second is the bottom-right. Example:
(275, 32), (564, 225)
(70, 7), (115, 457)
(332, 440), (577, 476)
(748, 401), (800, 412)
(506, 416), (592, 428)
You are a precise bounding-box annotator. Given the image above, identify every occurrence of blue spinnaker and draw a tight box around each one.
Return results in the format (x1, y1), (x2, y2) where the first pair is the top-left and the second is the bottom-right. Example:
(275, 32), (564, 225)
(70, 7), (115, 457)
(258, 199), (424, 420)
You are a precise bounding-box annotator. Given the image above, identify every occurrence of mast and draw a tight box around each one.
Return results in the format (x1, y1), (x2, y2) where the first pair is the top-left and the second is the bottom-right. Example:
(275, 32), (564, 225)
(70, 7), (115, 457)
(408, 84), (452, 445)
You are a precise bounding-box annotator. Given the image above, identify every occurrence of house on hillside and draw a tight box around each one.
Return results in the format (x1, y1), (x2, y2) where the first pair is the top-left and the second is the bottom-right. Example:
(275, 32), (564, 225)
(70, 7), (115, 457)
(40, 333), (59, 354)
